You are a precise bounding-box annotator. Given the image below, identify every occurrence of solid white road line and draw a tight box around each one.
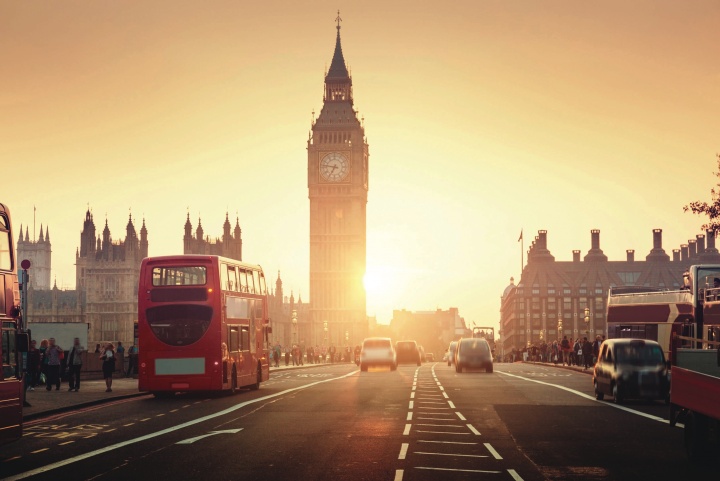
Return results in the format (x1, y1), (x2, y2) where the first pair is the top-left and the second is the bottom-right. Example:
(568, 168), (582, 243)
(417, 417), (456, 421)
(417, 412), (453, 416)
(415, 424), (465, 428)
(416, 467), (502, 473)
(6, 370), (359, 481)
(467, 424), (481, 435)
(416, 430), (470, 435)
(403, 424), (412, 435)
(414, 452), (488, 458)
(418, 440), (477, 445)
(484, 442), (502, 460)
(455, 412), (466, 421)
(496, 370), (675, 426)
(508, 468), (524, 480)
(398, 443), (409, 460)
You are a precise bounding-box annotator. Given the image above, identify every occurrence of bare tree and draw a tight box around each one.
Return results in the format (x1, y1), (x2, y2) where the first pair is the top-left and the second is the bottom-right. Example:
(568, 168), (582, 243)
(684, 154), (720, 234)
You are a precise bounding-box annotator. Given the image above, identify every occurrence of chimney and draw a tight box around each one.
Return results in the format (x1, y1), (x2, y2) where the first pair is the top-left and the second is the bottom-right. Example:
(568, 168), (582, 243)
(573, 250), (581, 262)
(584, 230), (608, 261)
(626, 250), (635, 262)
(646, 228), (670, 262)
(689, 240), (697, 258)
(707, 230), (717, 252)
(538, 230), (547, 250)
(696, 234), (706, 254)
(672, 249), (680, 262)
(591, 229), (600, 250)
(653, 229), (663, 249)
(681, 244), (689, 261)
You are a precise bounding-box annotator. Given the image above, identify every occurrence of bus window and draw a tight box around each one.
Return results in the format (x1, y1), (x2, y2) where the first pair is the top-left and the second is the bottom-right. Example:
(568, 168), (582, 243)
(246, 270), (255, 294)
(153, 266), (207, 286)
(221, 264), (229, 291)
(252, 271), (261, 295)
(238, 269), (248, 293)
(2, 327), (18, 380)
(0, 224), (12, 271)
(259, 272), (267, 295)
(255, 299), (264, 320)
(226, 265), (237, 292)
(229, 326), (239, 353)
(240, 326), (249, 351)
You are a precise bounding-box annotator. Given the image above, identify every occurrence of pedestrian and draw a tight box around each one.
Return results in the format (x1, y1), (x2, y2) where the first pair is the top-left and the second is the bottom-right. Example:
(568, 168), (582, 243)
(126, 344), (138, 377)
(100, 342), (116, 392)
(592, 335), (602, 364)
(44, 338), (63, 391)
(27, 340), (40, 390)
(582, 337), (593, 369)
(94, 343), (101, 353)
(561, 336), (571, 366)
(284, 347), (290, 366)
(67, 337), (84, 391)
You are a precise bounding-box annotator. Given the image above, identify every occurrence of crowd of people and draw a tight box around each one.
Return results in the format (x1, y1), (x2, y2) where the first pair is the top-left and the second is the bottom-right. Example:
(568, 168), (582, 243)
(506, 334), (606, 369)
(269, 343), (360, 367)
(24, 337), (139, 397)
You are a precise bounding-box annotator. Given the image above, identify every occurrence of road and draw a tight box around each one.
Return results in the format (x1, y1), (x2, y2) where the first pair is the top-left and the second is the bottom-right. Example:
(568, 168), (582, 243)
(1, 362), (714, 480)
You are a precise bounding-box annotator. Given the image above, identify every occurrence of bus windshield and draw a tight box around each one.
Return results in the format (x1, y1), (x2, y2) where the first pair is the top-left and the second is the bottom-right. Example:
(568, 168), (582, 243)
(153, 266), (207, 286)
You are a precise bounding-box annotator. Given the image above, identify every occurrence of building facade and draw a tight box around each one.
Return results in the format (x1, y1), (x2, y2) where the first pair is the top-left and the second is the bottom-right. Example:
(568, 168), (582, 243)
(499, 228), (720, 356)
(308, 19), (369, 347)
(267, 272), (311, 348)
(183, 213), (242, 260)
(390, 308), (470, 355)
(25, 210), (148, 347)
(16, 224), (51, 290)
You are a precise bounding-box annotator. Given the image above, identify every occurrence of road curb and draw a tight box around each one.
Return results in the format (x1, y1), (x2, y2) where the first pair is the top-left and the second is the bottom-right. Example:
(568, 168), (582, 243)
(24, 392), (150, 422)
(25, 363), (337, 420)
(522, 361), (594, 376)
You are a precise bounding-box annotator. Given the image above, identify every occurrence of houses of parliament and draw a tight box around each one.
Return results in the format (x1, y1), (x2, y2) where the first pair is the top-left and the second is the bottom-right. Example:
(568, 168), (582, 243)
(19, 17), (371, 349)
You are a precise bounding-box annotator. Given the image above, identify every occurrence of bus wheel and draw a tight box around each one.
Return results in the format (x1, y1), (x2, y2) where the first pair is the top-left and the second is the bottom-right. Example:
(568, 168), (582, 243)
(249, 364), (261, 391)
(230, 366), (238, 395)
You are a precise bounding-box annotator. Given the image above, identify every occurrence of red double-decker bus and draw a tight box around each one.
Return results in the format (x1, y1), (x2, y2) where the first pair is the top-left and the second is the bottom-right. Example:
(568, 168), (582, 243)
(1, 202), (26, 443)
(138, 255), (271, 396)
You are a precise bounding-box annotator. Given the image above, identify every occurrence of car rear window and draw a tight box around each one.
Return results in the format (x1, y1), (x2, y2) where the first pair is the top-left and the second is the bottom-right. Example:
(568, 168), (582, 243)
(460, 339), (489, 353)
(615, 344), (664, 366)
(396, 342), (417, 351)
(364, 339), (391, 349)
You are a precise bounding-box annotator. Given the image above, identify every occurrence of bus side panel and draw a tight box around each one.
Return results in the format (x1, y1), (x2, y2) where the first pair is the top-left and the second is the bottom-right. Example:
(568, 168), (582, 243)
(0, 379), (22, 443)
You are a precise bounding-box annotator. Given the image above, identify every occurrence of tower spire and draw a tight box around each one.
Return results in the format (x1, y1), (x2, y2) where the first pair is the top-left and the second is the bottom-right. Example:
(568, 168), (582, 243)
(327, 11), (349, 80)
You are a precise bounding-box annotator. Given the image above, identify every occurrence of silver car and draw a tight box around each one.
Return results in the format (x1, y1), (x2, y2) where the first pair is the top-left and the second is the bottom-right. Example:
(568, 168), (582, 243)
(360, 337), (397, 372)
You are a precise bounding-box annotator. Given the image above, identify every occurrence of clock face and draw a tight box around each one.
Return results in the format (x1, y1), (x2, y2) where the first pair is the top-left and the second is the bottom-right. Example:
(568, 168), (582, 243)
(320, 152), (349, 182)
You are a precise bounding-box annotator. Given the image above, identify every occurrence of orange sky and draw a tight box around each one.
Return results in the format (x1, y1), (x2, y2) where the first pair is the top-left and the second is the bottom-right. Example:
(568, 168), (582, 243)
(1, 1), (719, 329)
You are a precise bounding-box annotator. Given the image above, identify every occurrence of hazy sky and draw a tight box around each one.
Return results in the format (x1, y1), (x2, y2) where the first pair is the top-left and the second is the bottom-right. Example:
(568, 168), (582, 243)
(2, 1), (719, 328)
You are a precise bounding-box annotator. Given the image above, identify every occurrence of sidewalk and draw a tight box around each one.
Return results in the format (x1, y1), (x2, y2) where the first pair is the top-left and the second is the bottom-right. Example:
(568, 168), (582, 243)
(522, 360), (594, 375)
(23, 361), (336, 420)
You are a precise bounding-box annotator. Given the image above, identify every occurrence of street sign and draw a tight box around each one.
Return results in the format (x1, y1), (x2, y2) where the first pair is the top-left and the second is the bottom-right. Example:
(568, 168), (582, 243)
(21, 259), (31, 270)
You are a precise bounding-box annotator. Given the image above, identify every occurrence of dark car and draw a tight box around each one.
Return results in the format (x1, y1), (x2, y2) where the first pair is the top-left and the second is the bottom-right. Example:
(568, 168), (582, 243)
(395, 340), (422, 366)
(447, 341), (458, 366)
(593, 338), (669, 404)
(455, 338), (493, 373)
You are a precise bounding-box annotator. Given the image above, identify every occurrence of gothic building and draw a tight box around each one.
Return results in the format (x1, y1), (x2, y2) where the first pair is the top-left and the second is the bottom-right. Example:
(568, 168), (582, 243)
(183, 213), (242, 261)
(267, 271), (311, 348)
(76, 210), (147, 343)
(500, 228), (720, 355)
(26, 210), (148, 346)
(307, 17), (369, 347)
(16, 224), (51, 290)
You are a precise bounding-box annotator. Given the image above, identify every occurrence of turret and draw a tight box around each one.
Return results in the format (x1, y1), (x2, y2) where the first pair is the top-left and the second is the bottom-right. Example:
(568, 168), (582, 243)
(140, 218), (148, 259)
(38, 224), (44, 243)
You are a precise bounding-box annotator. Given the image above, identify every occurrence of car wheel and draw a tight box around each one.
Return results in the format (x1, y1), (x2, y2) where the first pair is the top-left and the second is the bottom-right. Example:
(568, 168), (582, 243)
(391, 363), (397, 371)
(594, 380), (604, 400)
(486, 364), (493, 373)
(612, 383), (622, 404)
(360, 363), (368, 372)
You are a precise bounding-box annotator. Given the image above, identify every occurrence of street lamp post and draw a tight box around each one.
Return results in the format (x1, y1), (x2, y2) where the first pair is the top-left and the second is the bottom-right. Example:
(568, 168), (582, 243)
(292, 310), (298, 345)
(557, 318), (563, 339)
(583, 307), (590, 338)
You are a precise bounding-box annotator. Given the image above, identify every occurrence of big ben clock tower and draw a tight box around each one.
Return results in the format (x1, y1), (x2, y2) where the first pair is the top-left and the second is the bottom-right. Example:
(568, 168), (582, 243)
(308, 13), (369, 347)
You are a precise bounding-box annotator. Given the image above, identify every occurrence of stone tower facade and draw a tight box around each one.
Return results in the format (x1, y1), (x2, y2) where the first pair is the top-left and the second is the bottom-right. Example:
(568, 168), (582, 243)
(307, 18), (369, 346)
(183, 213), (242, 261)
(75, 211), (148, 343)
(17, 224), (52, 290)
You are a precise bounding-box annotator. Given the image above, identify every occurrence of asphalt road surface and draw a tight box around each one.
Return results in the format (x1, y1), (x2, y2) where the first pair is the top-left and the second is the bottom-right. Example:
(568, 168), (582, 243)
(2, 362), (714, 480)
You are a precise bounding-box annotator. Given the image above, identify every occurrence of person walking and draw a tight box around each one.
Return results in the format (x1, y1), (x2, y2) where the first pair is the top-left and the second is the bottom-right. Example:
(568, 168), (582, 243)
(100, 343), (116, 392)
(67, 337), (84, 391)
(44, 338), (63, 391)
(561, 336), (571, 366)
(582, 337), (593, 370)
(27, 340), (40, 390)
(116, 341), (125, 374)
(126, 344), (138, 377)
